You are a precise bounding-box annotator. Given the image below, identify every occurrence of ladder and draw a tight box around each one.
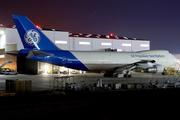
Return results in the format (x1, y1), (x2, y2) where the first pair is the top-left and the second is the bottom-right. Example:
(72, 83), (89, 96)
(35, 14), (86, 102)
(0, 61), (12, 68)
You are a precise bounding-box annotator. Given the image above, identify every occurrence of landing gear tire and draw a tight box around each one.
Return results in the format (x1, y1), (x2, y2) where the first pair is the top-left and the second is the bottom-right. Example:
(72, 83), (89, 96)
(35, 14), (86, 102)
(114, 74), (118, 78)
(104, 73), (118, 78)
(162, 72), (167, 75)
(123, 74), (127, 78)
(123, 74), (132, 78)
(128, 74), (132, 78)
(104, 73), (113, 77)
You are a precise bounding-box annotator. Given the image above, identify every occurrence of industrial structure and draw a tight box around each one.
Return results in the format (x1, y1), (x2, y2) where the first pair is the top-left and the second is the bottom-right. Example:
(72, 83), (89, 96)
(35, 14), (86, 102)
(0, 25), (150, 74)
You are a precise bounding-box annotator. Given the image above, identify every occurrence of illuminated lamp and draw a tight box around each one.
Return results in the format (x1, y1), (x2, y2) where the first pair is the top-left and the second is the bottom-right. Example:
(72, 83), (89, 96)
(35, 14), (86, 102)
(36, 25), (39, 28)
(0, 31), (4, 35)
(110, 33), (114, 37)
(44, 65), (48, 69)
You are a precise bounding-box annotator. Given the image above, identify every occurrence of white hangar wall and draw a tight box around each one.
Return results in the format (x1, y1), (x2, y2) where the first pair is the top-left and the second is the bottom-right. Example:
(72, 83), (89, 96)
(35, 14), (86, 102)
(4, 28), (150, 52)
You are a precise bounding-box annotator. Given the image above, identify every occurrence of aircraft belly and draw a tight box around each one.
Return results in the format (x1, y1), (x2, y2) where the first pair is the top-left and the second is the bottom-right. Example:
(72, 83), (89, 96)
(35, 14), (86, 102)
(71, 51), (131, 71)
(83, 64), (125, 71)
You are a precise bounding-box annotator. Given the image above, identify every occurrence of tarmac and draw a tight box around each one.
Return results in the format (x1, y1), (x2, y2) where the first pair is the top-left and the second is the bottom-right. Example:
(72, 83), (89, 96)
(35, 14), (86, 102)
(0, 73), (180, 120)
(0, 72), (179, 91)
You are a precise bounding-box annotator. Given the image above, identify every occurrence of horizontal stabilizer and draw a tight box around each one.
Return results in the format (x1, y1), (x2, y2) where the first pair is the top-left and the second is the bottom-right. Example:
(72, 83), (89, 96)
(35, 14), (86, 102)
(6, 52), (19, 56)
(26, 50), (54, 58)
(6, 52), (27, 58)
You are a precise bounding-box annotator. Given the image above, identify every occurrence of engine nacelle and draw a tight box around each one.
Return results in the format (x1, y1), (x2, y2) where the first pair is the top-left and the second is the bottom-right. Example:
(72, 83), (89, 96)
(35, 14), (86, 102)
(145, 65), (164, 73)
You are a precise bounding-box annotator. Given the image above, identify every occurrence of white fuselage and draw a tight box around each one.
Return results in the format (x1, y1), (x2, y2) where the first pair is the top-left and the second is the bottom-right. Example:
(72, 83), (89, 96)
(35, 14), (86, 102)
(71, 50), (177, 72)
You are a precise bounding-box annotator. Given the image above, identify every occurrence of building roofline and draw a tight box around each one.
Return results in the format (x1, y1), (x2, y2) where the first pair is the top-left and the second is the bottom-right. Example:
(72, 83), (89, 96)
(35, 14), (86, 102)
(0, 25), (147, 41)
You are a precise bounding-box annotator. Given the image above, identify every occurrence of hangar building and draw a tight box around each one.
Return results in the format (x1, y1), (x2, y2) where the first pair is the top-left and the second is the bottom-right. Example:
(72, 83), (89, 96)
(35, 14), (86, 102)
(0, 25), (150, 74)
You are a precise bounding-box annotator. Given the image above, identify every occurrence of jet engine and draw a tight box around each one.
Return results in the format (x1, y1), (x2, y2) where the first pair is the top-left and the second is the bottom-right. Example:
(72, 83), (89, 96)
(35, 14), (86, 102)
(145, 65), (164, 73)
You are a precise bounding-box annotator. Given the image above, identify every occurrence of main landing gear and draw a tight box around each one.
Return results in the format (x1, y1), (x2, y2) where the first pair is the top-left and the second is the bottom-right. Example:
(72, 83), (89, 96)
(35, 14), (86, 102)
(103, 73), (116, 77)
(123, 74), (132, 78)
(103, 72), (132, 78)
(123, 70), (132, 78)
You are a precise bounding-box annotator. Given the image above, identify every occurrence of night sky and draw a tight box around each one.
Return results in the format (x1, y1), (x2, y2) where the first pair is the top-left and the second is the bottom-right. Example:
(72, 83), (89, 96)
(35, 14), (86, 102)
(1, 0), (180, 53)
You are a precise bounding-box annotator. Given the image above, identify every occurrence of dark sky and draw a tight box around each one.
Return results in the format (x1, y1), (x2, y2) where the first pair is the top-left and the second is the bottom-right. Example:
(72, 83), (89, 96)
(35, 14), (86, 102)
(1, 0), (180, 53)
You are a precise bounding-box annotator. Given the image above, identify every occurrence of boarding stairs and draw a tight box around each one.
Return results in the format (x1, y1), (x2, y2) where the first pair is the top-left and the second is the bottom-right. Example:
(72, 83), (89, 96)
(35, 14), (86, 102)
(0, 61), (12, 68)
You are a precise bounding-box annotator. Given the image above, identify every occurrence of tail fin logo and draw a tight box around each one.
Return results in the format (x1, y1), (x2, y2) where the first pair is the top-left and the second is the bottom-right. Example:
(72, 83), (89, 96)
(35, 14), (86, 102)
(24, 29), (41, 46)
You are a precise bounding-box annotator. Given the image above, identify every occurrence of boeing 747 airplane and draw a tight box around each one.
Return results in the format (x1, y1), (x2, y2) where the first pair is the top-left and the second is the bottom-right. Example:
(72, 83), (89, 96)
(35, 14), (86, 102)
(11, 15), (180, 77)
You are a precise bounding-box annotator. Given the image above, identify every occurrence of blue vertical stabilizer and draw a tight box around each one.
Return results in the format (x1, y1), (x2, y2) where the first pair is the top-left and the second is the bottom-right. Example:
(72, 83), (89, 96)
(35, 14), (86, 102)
(12, 15), (60, 50)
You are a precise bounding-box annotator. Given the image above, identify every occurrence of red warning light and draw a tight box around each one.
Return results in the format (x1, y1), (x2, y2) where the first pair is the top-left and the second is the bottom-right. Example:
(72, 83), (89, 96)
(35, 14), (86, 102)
(36, 25), (39, 28)
(110, 33), (114, 37)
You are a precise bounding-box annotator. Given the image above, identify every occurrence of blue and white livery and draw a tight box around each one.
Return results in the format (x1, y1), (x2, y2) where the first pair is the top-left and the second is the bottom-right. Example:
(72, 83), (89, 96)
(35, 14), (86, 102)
(24, 29), (41, 46)
(12, 15), (179, 77)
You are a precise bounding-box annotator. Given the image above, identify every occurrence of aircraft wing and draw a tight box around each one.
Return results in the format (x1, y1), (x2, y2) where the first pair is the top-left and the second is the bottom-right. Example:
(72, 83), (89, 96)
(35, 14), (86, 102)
(6, 50), (54, 58)
(114, 59), (156, 73)
(134, 59), (156, 64)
